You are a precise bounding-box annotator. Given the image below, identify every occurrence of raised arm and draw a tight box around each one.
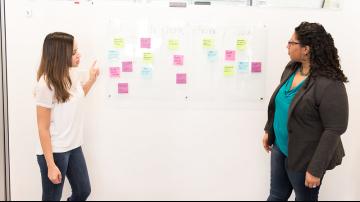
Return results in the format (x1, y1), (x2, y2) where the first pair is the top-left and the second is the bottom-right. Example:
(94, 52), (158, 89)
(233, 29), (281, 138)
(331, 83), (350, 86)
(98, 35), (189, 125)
(83, 60), (101, 97)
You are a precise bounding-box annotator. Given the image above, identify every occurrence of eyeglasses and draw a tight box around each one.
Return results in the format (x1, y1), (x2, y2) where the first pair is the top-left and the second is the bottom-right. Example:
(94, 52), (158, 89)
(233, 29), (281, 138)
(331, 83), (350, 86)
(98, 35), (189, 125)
(288, 40), (301, 47)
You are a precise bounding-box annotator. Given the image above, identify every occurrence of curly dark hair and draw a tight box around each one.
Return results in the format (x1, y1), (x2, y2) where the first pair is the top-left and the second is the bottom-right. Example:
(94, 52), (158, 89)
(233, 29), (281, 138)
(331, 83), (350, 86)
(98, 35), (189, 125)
(288, 22), (348, 88)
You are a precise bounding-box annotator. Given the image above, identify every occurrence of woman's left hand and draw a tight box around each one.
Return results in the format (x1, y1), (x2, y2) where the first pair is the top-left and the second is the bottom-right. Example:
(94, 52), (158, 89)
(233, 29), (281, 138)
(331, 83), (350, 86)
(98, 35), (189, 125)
(305, 172), (320, 189)
(89, 60), (100, 83)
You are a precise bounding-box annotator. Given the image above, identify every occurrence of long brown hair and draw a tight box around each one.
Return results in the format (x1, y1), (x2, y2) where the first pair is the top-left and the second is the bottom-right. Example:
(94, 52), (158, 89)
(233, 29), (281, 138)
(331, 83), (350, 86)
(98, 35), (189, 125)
(37, 32), (74, 103)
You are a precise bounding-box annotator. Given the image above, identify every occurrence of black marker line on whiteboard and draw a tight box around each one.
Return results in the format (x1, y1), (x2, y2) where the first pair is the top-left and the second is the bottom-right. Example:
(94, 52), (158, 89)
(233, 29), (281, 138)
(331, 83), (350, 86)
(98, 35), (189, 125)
(194, 2), (211, 5)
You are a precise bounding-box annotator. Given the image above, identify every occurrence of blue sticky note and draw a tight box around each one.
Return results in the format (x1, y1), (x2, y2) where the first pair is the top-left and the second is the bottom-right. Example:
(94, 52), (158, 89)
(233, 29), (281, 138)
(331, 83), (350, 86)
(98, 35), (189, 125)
(207, 50), (218, 61)
(141, 67), (152, 78)
(239, 62), (249, 73)
(108, 50), (119, 60)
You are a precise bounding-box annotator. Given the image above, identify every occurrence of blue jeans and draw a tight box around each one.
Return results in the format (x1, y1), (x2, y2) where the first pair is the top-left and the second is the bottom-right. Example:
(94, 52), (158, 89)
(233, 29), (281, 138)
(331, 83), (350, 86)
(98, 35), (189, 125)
(37, 147), (91, 201)
(267, 143), (325, 201)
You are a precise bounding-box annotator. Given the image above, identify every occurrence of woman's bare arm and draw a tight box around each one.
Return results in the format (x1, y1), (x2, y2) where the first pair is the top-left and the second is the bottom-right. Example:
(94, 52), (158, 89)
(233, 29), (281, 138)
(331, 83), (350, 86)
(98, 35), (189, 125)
(37, 106), (62, 184)
(83, 60), (100, 97)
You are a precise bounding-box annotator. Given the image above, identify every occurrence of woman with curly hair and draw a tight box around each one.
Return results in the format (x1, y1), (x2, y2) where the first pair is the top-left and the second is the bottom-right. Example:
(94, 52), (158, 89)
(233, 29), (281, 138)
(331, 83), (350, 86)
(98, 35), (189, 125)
(263, 22), (349, 201)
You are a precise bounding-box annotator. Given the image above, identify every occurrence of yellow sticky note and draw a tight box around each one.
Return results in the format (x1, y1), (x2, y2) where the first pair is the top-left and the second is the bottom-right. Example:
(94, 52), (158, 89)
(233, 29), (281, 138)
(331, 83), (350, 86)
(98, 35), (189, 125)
(114, 38), (124, 48)
(237, 39), (247, 50)
(143, 53), (154, 63)
(203, 39), (214, 49)
(169, 39), (179, 50)
(224, 66), (234, 76)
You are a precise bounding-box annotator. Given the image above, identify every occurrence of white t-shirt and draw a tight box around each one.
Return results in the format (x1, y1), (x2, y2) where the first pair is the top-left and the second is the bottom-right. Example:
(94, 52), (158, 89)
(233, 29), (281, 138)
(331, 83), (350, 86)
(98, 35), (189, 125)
(36, 69), (85, 155)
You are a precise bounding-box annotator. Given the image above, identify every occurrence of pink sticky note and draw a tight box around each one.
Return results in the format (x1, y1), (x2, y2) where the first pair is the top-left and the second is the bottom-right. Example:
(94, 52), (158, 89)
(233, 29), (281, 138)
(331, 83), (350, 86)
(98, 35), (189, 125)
(109, 67), (120, 78)
(173, 55), (184, 66)
(225, 50), (236, 61)
(141, 38), (151, 49)
(251, 62), (262, 73)
(176, 74), (187, 84)
(122, 62), (133, 72)
(118, 83), (128, 94)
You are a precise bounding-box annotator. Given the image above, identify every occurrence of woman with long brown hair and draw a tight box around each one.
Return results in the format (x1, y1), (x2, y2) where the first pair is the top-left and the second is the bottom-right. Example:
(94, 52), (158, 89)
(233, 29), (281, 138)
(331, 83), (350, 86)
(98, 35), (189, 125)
(263, 22), (349, 201)
(36, 32), (100, 201)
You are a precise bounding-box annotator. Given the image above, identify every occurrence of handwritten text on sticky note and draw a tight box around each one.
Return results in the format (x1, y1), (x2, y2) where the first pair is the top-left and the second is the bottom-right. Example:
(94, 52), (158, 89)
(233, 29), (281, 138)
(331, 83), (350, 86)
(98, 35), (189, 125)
(114, 38), (124, 48)
(207, 51), (218, 61)
(173, 55), (184, 66)
(224, 66), (234, 76)
(225, 50), (236, 61)
(252, 62), (262, 73)
(141, 38), (151, 49)
(108, 50), (119, 60)
(237, 39), (247, 50)
(118, 83), (128, 94)
(239, 62), (249, 73)
(122, 62), (133, 72)
(176, 74), (187, 84)
(143, 53), (154, 63)
(109, 67), (120, 78)
(169, 39), (179, 50)
(203, 39), (214, 49)
(141, 67), (152, 78)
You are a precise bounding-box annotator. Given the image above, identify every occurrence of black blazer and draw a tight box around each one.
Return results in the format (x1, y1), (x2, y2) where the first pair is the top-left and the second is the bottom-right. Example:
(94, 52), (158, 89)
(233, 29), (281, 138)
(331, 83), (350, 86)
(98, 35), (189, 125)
(264, 61), (349, 178)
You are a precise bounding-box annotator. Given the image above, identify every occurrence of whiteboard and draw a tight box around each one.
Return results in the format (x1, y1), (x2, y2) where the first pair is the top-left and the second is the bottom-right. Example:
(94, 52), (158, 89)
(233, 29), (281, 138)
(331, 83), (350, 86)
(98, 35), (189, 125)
(6, 1), (357, 201)
(105, 19), (269, 104)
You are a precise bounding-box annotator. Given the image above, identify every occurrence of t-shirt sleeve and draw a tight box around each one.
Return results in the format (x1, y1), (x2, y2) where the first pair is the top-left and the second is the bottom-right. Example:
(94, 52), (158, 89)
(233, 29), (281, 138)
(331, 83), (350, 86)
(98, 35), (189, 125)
(36, 79), (55, 109)
(70, 68), (81, 86)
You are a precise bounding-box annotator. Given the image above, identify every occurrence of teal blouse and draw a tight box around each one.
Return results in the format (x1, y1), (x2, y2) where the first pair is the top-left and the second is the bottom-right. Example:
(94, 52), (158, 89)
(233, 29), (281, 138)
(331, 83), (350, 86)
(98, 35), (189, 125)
(273, 70), (307, 156)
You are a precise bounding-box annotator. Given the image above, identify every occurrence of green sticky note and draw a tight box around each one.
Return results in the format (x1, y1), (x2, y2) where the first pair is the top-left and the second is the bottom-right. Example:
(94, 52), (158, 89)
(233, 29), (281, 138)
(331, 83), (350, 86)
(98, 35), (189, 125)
(237, 39), (247, 50)
(203, 39), (214, 49)
(114, 38), (124, 48)
(224, 66), (234, 76)
(168, 39), (179, 50)
(143, 53), (154, 63)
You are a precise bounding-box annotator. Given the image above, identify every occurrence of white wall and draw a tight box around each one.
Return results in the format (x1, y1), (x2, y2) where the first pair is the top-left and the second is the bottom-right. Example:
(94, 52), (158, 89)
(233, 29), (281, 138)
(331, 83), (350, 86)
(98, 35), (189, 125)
(6, 0), (360, 200)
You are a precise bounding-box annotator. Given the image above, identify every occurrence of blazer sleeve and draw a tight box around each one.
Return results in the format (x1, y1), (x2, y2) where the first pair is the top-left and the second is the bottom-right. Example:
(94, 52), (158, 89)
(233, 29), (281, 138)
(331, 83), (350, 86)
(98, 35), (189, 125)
(264, 122), (270, 133)
(307, 80), (349, 178)
(264, 66), (289, 133)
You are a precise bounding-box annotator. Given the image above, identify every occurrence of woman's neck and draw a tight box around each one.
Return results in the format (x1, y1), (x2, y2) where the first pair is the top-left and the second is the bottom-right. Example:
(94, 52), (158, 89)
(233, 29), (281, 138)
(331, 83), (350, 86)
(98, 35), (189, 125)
(301, 61), (311, 74)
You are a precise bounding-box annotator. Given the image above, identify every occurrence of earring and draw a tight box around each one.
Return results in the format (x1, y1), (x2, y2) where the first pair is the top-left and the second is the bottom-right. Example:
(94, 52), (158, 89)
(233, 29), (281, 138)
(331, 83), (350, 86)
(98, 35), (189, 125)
(302, 54), (308, 61)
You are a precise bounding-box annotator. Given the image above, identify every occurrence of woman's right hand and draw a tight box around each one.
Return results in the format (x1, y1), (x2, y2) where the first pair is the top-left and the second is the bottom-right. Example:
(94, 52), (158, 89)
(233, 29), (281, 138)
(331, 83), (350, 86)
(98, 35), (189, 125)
(89, 60), (100, 84)
(48, 165), (62, 185)
(263, 133), (272, 153)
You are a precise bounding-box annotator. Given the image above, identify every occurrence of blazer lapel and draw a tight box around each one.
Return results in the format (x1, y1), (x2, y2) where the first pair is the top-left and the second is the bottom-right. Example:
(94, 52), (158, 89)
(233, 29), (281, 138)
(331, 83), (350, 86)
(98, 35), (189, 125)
(269, 68), (296, 108)
(287, 71), (318, 123)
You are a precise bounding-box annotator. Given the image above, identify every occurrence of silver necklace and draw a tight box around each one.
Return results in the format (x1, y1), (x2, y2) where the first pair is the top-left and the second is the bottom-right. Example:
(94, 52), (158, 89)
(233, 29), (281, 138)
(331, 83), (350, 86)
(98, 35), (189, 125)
(299, 65), (310, 76)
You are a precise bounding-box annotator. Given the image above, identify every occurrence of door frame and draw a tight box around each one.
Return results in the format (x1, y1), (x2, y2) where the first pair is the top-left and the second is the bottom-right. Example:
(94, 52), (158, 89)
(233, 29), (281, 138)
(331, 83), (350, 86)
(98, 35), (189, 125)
(0, 0), (11, 200)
